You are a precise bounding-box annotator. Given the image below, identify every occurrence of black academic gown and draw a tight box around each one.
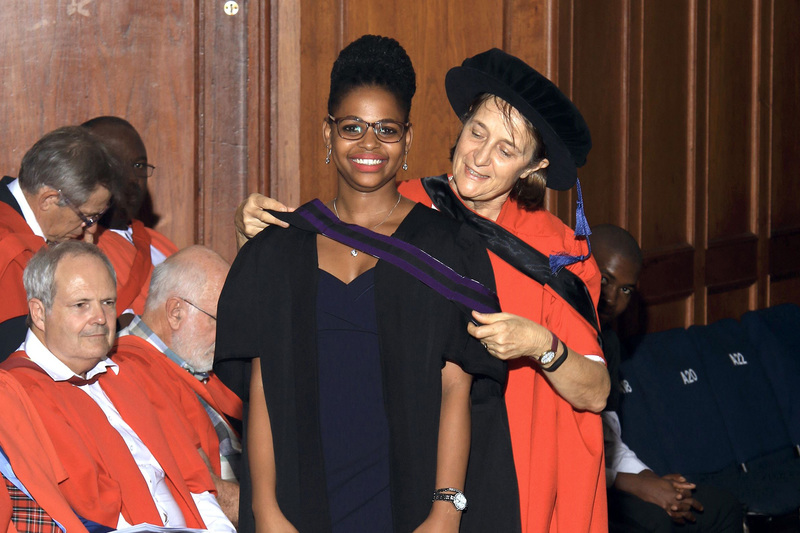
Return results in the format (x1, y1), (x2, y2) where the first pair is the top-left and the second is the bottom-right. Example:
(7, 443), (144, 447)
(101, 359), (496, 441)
(215, 203), (521, 533)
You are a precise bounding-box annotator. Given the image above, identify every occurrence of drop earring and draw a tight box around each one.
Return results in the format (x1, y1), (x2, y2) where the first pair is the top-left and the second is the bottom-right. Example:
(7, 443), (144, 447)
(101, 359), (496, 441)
(402, 151), (409, 171)
(325, 146), (331, 165)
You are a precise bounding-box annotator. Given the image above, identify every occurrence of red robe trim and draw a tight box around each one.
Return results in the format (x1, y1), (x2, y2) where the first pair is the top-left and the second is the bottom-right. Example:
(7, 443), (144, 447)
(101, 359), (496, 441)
(96, 221), (178, 316)
(0, 353), (214, 529)
(146, 227), (178, 257)
(112, 335), (243, 476)
(400, 178), (608, 533)
(0, 203), (45, 323)
(0, 371), (89, 533)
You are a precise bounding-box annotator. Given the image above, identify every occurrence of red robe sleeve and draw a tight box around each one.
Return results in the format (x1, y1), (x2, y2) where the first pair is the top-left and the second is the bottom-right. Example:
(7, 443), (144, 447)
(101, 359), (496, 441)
(146, 227), (178, 257)
(0, 371), (89, 533)
(95, 220), (154, 315)
(0, 203), (45, 323)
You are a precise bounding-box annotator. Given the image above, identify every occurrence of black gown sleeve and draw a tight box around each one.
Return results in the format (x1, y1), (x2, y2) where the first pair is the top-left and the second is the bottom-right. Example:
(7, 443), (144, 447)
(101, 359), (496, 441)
(214, 234), (267, 401)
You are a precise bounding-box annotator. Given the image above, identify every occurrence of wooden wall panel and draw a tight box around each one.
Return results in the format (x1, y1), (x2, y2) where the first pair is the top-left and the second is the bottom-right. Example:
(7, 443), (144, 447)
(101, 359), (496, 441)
(642, 297), (693, 334)
(705, 1), (755, 241)
(0, 1), (266, 262)
(771, 278), (800, 307)
(707, 285), (754, 324)
(198, 0), (261, 258)
(567, 0), (799, 333)
(639, 3), (693, 254)
(571, 0), (629, 228)
(770, 0), (800, 232)
(0, 2), (197, 248)
(768, 0), (800, 305)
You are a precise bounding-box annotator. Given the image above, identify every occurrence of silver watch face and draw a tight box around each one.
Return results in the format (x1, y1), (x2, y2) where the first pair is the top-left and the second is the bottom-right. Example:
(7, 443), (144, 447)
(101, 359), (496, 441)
(453, 492), (468, 511)
(540, 350), (556, 365)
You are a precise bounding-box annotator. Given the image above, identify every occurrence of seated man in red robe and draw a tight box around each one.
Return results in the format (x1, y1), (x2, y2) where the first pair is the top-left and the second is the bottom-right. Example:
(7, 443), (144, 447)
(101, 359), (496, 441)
(0, 126), (116, 360)
(82, 116), (178, 319)
(113, 245), (242, 525)
(0, 241), (234, 532)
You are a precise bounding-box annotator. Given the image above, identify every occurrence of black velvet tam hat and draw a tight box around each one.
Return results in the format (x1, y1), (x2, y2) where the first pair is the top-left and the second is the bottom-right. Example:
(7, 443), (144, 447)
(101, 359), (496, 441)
(445, 48), (592, 191)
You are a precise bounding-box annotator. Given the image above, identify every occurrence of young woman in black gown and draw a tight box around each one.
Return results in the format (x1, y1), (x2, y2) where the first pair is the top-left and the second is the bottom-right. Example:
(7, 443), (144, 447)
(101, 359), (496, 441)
(215, 35), (519, 533)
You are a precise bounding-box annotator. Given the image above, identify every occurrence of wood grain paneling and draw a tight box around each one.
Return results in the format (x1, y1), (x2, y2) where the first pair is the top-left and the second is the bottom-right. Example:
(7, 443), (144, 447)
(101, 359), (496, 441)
(0, 2), (197, 248)
(770, 229), (800, 281)
(705, 233), (758, 291)
(640, 2), (693, 253)
(572, 0), (629, 228)
(705, 1), (755, 241)
(771, 277), (800, 307)
(638, 244), (695, 304)
(198, 0), (259, 260)
(568, 0), (799, 333)
(770, 0), (800, 234)
(643, 297), (694, 332)
(707, 285), (753, 323)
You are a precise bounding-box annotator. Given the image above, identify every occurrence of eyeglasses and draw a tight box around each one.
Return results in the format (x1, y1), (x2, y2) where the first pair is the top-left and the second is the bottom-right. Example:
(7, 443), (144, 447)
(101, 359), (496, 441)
(327, 115), (410, 143)
(132, 162), (156, 178)
(179, 297), (217, 321)
(58, 190), (108, 228)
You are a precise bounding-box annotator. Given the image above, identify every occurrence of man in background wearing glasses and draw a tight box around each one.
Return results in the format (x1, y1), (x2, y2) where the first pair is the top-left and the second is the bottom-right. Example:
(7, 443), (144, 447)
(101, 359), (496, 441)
(83, 116), (178, 321)
(114, 245), (242, 526)
(0, 125), (116, 361)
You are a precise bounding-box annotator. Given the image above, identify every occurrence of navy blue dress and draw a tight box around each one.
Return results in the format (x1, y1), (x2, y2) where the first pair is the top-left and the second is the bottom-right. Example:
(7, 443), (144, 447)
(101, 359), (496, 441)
(316, 269), (393, 532)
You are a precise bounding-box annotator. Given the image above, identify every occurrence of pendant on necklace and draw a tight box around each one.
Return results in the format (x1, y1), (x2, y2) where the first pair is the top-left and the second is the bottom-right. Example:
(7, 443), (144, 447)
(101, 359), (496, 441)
(351, 249), (359, 257)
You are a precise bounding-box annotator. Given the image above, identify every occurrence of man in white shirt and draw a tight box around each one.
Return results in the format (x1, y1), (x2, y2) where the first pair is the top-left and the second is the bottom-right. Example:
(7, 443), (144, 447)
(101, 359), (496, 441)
(0, 126), (116, 359)
(593, 224), (742, 532)
(0, 241), (235, 532)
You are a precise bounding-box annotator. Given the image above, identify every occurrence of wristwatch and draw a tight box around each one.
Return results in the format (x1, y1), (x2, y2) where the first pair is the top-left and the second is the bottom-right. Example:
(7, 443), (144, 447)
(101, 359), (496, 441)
(432, 488), (468, 511)
(538, 331), (560, 366)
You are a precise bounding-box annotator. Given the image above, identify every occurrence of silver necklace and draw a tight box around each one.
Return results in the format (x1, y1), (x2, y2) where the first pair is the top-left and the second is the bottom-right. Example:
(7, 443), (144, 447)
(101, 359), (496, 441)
(332, 193), (402, 257)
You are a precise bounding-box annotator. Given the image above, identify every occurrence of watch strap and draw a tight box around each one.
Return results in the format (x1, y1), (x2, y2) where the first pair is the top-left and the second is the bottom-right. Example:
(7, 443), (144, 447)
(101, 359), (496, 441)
(542, 341), (569, 372)
(432, 488), (467, 511)
(537, 331), (560, 365)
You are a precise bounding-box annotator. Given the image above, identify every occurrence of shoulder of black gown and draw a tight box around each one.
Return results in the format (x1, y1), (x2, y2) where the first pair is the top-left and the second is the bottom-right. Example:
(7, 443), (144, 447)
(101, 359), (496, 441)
(213, 223), (316, 401)
(391, 205), (506, 383)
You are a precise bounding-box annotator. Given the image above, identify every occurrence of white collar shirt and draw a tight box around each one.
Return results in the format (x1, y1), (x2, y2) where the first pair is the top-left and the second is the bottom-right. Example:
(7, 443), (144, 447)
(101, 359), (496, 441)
(7, 178), (45, 239)
(110, 226), (168, 266)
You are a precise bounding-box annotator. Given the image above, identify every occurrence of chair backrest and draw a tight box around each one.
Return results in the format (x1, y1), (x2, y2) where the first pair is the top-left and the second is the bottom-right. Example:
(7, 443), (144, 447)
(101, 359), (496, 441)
(617, 359), (670, 475)
(624, 327), (736, 476)
(741, 303), (800, 445)
(687, 318), (792, 465)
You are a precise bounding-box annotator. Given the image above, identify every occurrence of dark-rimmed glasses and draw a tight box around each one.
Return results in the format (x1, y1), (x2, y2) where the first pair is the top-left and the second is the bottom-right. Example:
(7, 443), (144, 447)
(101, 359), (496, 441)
(327, 115), (410, 143)
(179, 297), (217, 321)
(132, 162), (156, 178)
(58, 190), (108, 228)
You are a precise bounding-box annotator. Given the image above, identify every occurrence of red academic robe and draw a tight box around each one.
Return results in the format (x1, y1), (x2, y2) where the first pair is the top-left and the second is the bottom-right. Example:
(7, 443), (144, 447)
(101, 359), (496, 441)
(0, 353), (214, 529)
(96, 220), (178, 316)
(112, 335), (242, 477)
(0, 371), (89, 533)
(0, 203), (45, 324)
(400, 178), (608, 533)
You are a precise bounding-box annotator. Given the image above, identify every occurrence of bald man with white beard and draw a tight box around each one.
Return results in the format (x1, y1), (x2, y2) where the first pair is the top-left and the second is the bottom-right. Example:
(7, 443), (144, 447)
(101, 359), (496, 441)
(113, 245), (242, 526)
